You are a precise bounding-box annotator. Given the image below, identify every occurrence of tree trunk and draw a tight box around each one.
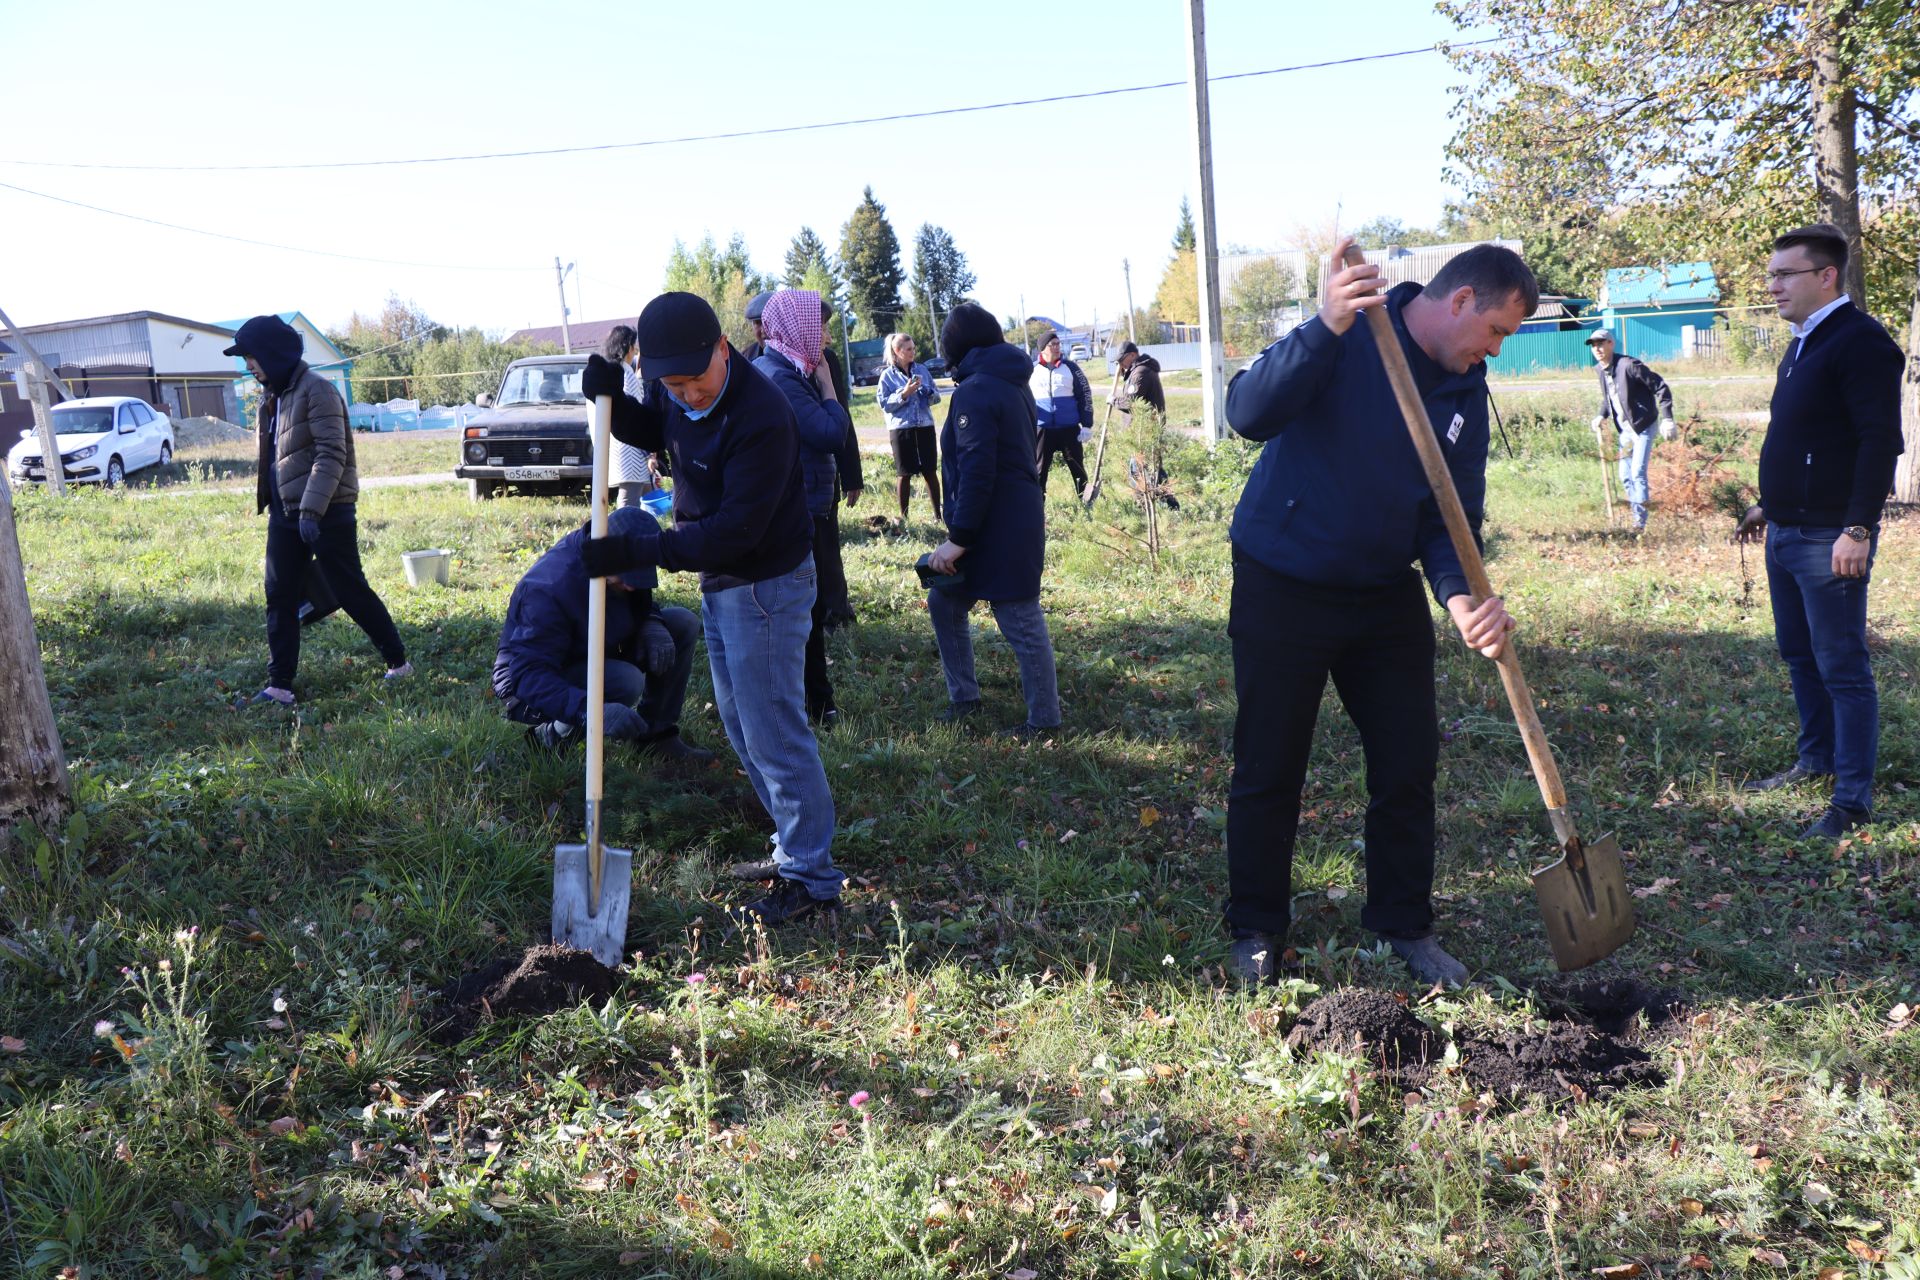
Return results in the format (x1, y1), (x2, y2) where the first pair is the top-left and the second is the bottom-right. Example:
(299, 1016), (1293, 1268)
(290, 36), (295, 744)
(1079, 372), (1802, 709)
(0, 477), (70, 842)
(1897, 255), (1920, 504)
(1810, 9), (1868, 306)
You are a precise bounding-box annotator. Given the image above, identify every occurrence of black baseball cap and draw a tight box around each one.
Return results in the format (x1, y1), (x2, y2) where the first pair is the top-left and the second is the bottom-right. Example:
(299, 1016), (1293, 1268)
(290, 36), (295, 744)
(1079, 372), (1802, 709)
(637, 292), (724, 380)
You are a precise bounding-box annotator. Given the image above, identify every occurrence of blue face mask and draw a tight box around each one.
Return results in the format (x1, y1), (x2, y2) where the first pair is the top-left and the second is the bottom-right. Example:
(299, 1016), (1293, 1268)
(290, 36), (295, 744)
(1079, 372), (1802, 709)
(666, 360), (730, 421)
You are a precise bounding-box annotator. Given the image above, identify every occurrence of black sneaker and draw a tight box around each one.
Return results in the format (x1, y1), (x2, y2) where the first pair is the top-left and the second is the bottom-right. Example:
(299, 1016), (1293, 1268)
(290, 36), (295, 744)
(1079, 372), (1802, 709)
(1228, 930), (1286, 985)
(634, 733), (715, 765)
(732, 877), (839, 927)
(1800, 805), (1869, 841)
(937, 699), (980, 724)
(1742, 764), (1831, 792)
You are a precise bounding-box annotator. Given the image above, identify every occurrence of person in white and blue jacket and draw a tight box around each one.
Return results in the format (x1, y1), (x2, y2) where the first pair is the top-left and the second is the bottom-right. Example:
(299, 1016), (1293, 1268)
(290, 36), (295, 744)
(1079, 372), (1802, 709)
(1221, 238), (1535, 992)
(878, 332), (942, 522)
(1028, 331), (1093, 500)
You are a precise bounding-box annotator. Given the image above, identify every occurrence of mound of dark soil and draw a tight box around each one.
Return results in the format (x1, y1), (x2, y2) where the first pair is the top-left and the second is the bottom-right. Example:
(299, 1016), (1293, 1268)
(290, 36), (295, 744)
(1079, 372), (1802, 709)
(1285, 982), (1678, 1102)
(432, 944), (617, 1043)
(1459, 1022), (1662, 1101)
(1286, 989), (1440, 1084)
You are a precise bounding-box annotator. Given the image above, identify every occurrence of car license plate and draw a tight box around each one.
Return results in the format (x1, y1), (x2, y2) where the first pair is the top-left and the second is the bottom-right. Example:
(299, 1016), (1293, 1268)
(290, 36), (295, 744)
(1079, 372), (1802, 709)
(25, 468), (44, 479)
(506, 466), (560, 481)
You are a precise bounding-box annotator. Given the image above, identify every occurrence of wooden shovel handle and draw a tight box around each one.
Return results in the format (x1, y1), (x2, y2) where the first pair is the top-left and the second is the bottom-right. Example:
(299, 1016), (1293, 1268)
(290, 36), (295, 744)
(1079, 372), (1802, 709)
(1340, 247), (1579, 853)
(584, 394), (614, 899)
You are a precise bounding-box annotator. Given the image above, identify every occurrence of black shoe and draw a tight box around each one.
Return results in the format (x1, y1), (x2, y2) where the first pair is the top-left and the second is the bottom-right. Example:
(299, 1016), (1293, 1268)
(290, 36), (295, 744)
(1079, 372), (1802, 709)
(1742, 764), (1831, 792)
(997, 721), (1057, 742)
(937, 699), (980, 724)
(727, 857), (780, 881)
(1800, 805), (1869, 841)
(733, 877), (839, 927)
(1228, 930), (1286, 985)
(634, 732), (715, 764)
(809, 707), (841, 731)
(1385, 934), (1471, 989)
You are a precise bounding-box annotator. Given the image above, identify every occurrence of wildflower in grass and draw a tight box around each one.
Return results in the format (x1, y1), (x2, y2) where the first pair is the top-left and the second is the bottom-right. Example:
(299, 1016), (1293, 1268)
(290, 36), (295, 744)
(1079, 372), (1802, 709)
(94, 1019), (115, 1038)
(849, 1090), (871, 1110)
(688, 972), (707, 986)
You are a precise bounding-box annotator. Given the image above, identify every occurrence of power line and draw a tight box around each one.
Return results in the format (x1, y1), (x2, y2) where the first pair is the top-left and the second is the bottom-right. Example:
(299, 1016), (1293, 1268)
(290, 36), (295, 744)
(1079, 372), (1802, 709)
(0, 40), (1501, 175)
(0, 179), (545, 272)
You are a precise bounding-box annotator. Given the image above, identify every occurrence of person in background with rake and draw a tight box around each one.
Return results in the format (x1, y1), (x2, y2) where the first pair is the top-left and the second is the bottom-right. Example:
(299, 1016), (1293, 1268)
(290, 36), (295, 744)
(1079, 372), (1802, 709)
(1586, 327), (1675, 533)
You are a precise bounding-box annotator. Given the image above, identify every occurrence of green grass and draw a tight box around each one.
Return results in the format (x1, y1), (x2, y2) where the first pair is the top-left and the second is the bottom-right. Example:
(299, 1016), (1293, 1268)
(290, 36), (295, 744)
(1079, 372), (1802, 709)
(4, 405), (1918, 1278)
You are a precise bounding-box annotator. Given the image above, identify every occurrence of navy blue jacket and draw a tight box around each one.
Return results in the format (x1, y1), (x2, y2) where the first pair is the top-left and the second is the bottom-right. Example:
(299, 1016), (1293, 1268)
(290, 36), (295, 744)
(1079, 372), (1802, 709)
(606, 347), (812, 592)
(941, 343), (1045, 601)
(1758, 301), (1904, 529)
(492, 524), (656, 725)
(754, 348), (854, 518)
(1225, 282), (1489, 606)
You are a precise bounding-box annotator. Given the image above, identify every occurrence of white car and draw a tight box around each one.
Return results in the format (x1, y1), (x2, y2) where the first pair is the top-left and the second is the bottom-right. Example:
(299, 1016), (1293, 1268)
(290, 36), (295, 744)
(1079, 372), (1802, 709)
(7, 396), (175, 487)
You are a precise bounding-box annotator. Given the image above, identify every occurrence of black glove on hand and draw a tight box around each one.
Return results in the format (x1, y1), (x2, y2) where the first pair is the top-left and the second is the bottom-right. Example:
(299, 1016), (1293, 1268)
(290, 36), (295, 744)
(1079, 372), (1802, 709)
(602, 703), (648, 740)
(582, 520), (660, 578)
(298, 515), (321, 546)
(639, 617), (677, 676)
(582, 353), (626, 402)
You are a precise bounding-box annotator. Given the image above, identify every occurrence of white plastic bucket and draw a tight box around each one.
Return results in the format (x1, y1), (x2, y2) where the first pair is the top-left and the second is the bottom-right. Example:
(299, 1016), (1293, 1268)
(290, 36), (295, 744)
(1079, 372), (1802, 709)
(401, 548), (452, 587)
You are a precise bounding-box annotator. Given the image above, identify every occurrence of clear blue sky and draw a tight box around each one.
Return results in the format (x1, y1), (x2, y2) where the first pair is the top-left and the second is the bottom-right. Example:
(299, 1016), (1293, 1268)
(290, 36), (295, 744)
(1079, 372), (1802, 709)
(0, 0), (1490, 338)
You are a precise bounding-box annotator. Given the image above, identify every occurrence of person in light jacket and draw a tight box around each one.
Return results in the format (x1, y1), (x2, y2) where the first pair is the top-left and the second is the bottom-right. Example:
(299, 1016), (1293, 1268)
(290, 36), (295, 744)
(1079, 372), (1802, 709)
(603, 324), (662, 509)
(878, 332), (942, 523)
(1028, 331), (1093, 501)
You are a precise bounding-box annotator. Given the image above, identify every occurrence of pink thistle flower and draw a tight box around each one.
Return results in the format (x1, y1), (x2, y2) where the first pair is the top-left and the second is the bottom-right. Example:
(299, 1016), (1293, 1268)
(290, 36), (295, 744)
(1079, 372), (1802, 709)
(849, 1090), (871, 1110)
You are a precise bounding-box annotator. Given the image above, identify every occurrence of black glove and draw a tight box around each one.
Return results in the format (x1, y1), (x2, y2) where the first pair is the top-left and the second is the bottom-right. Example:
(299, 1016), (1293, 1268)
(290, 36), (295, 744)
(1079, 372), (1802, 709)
(582, 353), (626, 402)
(602, 703), (648, 740)
(639, 618), (677, 676)
(582, 522), (660, 578)
(298, 515), (321, 546)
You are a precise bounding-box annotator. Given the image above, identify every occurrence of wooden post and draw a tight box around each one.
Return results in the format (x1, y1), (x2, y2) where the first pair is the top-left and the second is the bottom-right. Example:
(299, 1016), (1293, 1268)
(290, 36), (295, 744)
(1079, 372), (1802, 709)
(0, 305), (69, 495)
(0, 467), (71, 841)
(1185, 0), (1227, 445)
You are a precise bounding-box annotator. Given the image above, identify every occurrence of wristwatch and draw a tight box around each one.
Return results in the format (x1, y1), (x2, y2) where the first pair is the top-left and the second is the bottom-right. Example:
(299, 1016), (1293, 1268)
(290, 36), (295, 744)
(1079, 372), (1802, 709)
(1843, 525), (1870, 542)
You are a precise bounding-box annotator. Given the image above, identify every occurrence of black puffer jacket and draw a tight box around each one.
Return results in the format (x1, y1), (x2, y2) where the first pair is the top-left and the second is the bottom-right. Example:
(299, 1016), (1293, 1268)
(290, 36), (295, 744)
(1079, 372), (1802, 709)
(255, 362), (359, 516)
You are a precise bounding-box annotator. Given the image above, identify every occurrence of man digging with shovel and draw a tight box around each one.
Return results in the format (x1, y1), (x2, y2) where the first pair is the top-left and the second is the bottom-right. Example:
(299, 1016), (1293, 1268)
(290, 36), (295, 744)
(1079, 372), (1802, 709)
(1221, 238), (1536, 989)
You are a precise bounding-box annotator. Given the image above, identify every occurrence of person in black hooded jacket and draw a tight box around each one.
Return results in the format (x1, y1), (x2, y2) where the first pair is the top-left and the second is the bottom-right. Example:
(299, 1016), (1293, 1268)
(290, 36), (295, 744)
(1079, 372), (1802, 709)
(923, 304), (1059, 739)
(225, 313), (409, 707)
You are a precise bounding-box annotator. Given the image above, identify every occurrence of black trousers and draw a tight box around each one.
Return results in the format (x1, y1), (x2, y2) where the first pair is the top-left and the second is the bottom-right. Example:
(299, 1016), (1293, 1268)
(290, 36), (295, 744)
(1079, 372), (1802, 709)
(816, 505), (853, 621)
(1224, 551), (1439, 940)
(1036, 427), (1088, 497)
(804, 514), (839, 716)
(264, 503), (405, 689)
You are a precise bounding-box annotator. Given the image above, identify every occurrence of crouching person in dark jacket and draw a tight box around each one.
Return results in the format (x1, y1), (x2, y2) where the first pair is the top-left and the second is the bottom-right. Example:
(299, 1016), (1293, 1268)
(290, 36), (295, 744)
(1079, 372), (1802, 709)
(1222, 238), (1534, 991)
(493, 507), (709, 761)
(577, 292), (845, 928)
(924, 304), (1060, 740)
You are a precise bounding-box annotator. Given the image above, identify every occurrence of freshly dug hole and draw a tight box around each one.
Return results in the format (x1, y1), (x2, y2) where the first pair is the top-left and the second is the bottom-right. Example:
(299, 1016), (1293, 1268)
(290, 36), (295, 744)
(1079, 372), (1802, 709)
(432, 943), (618, 1043)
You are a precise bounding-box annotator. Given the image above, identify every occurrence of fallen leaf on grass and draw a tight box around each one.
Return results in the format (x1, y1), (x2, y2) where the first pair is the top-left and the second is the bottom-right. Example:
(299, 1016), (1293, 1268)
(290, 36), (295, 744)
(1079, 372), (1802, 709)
(618, 1252), (646, 1265)
(1325, 886), (1349, 901)
(1138, 806), (1161, 828)
(1750, 1248), (1787, 1267)
(0, 1036), (25, 1053)
(1802, 1179), (1834, 1206)
(1678, 1198), (1705, 1217)
(1633, 877), (1680, 899)
(1007, 1271), (1039, 1280)
(1846, 1240), (1886, 1263)
(1591, 1265), (1643, 1278)
(267, 1116), (298, 1135)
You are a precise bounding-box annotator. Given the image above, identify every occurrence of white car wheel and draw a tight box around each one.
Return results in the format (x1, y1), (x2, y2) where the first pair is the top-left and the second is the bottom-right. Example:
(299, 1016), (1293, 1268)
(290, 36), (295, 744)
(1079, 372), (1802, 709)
(106, 456), (125, 488)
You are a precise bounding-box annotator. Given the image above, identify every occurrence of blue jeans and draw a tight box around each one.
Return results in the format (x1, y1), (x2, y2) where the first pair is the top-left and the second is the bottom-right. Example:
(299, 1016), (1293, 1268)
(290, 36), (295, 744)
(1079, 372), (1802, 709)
(1766, 524), (1879, 813)
(926, 591), (1060, 728)
(557, 604), (699, 738)
(701, 557), (841, 899)
(1617, 427), (1654, 509)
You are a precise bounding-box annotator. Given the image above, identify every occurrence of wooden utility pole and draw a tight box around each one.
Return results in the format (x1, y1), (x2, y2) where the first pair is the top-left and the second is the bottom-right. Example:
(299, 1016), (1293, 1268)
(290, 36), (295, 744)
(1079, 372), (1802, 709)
(0, 305), (69, 494)
(1123, 258), (1138, 344)
(0, 447), (71, 842)
(1185, 0), (1227, 445)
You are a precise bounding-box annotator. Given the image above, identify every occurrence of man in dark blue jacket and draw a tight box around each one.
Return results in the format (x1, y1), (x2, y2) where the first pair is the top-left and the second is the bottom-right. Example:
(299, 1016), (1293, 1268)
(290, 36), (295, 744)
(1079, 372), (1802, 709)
(493, 507), (707, 761)
(1735, 223), (1904, 840)
(578, 292), (845, 927)
(1222, 237), (1535, 989)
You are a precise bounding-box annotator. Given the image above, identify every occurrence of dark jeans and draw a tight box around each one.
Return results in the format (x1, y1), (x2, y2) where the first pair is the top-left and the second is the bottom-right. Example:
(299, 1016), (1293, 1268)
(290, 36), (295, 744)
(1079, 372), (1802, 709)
(804, 514), (840, 716)
(1766, 523), (1879, 813)
(1036, 427), (1088, 497)
(264, 503), (404, 689)
(1225, 551), (1439, 940)
(816, 508), (852, 620)
(548, 603), (700, 739)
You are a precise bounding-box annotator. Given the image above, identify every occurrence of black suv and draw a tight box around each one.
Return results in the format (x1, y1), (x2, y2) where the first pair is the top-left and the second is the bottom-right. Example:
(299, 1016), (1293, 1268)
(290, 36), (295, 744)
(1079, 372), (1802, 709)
(458, 355), (595, 500)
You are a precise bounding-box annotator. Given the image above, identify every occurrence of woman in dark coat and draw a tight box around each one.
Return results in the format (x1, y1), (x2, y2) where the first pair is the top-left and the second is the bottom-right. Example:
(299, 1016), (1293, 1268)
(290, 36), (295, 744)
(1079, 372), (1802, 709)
(924, 303), (1059, 738)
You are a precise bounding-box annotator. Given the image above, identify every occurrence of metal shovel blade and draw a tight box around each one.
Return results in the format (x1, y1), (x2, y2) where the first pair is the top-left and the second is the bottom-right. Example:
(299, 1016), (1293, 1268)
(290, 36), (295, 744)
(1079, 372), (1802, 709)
(1530, 832), (1634, 971)
(551, 842), (633, 970)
